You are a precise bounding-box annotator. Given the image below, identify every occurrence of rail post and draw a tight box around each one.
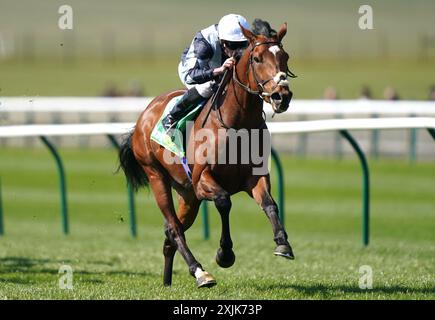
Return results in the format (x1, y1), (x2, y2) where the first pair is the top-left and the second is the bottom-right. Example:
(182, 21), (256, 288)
(0, 177), (4, 236)
(201, 201), (210, 240)
(339, 130), (370, 246)
(271, 147), (285, 225)
(40, 136), (69, 235)
(107, 134), (137, 238)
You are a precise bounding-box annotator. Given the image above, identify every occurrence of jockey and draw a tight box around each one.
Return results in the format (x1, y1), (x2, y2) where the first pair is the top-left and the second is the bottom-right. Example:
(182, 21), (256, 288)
(162, 13), (251, 133)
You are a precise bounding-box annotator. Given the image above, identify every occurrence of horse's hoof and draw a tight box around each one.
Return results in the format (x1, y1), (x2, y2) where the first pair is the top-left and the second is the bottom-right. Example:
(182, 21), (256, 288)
(274, 244), (295, 260)
(216, 248), (236, 268)
(196, 271), (217, 288)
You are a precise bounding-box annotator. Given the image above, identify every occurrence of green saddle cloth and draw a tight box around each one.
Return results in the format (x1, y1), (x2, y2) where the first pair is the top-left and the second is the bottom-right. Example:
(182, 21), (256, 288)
(150, 96), (204, 158)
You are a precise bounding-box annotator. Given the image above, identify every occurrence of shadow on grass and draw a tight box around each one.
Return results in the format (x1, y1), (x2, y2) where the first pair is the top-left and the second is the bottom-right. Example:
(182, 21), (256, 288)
(0, 257), (74, 268)
(0, 256), (155, 285)
(253, 282), (435, 297)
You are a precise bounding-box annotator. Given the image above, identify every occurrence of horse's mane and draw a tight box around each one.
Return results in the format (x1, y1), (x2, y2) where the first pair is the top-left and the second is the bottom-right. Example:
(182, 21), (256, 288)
(251, 19), (277, 38)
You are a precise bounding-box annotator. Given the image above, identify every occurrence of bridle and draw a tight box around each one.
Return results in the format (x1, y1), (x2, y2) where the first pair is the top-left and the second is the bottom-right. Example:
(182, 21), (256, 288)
(203, 40), (296, 129)
(232, 41), (297, 101)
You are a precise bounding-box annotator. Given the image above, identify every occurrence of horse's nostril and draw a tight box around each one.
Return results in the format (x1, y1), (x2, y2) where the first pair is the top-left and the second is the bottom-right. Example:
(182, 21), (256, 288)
(271, 92), (281, 101)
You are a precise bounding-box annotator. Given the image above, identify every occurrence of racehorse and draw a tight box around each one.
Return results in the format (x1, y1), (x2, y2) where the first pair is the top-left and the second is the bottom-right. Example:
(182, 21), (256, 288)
(118, 23), (295, 287)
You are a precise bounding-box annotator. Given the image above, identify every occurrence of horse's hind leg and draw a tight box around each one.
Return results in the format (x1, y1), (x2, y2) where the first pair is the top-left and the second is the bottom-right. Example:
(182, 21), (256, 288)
(247, 175), (294, 260)
(144, 166), (216, 288)
(163, 190), (207, 287)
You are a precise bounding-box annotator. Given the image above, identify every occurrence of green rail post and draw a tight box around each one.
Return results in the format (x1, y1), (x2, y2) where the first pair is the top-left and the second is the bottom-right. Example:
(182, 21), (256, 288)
(0, 177), (4, 236)
(40, 136), (69, 235)
(201, 201), (210, 240)
(271, 147), (285, 225)
(339, 130), (370, 246)
(107, 135), (137, 238)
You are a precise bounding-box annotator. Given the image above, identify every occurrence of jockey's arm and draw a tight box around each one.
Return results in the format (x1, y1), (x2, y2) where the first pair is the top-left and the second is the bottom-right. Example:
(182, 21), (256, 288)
(213, 57), (236, 76)
(184, 33), (234, 84)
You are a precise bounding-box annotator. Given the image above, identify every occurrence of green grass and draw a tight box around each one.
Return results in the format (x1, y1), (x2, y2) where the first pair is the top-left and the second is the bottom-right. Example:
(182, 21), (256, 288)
(0, 56), (180, 98)
(1, 56), (434, 99)
(0, 147), (434, 299)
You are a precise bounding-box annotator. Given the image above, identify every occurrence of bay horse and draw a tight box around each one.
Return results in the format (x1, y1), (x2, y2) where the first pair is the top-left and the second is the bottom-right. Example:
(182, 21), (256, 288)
(118, 23), (294, 287)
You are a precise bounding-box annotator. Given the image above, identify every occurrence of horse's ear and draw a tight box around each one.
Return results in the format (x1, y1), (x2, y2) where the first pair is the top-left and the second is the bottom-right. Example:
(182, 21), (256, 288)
(239, 23), (256, 43)
(277, 23), (287, 42)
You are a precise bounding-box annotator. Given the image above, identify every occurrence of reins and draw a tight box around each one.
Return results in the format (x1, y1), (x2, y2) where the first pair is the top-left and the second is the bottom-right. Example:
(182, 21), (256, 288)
(201, 67), (232, 129)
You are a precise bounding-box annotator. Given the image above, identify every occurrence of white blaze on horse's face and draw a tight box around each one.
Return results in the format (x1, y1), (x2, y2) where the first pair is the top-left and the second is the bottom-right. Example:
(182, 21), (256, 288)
(269, 46), (289, 88)
(269, 45), (281, 56)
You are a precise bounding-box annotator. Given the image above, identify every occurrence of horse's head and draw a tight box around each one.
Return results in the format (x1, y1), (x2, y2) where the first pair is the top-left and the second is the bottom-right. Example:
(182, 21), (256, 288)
(238, 23), (294, 114)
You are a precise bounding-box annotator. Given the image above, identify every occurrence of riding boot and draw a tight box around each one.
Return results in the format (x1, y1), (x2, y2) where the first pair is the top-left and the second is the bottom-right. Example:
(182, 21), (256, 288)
(162, 87), (205, 134)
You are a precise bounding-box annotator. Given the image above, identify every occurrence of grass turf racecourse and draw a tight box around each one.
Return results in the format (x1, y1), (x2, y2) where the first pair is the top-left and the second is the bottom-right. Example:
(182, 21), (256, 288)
(0, 147), (434, 299)
(1, 57), (435, 100)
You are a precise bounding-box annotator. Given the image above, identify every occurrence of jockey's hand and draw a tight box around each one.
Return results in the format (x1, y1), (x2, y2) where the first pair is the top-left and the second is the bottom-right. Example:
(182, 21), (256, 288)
(213, 57), (236, 76)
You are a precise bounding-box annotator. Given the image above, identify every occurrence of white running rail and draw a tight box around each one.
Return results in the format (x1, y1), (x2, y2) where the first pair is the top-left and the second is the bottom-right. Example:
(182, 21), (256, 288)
(1, 97), (435, 116)
(1, 118), (434, 138)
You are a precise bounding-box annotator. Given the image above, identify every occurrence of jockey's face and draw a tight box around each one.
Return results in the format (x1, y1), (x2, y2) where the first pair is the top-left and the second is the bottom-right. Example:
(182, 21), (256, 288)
(221, 40), (248, 58)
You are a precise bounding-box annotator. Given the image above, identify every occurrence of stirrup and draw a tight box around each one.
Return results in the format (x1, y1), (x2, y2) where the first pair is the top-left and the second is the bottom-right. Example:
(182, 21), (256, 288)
(165, 124), (177, 136)
(162, 115), (176, 132)
(163, 121), (179, 141)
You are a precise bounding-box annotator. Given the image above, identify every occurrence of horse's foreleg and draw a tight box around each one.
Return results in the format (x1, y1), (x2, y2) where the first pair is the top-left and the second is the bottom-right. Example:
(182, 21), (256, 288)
(145, 167), (216, 288)
(247, 175), (294, 260)
(196, 169), (235, 268)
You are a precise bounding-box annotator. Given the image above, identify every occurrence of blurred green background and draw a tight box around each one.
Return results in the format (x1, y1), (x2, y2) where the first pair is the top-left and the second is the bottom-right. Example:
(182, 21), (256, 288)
(1, 0), (435, 99)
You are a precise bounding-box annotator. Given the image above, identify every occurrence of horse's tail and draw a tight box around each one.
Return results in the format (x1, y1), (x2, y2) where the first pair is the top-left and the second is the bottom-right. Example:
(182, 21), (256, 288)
(118, 130), (149, 191)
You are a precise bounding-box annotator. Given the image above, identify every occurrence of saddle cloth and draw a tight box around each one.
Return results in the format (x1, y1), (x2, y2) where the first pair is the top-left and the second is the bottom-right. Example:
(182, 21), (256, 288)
(150, 95), (205, 158)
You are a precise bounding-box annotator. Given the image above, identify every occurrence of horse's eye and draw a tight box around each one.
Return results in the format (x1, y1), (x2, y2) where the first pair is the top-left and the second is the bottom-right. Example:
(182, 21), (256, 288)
(253, 56), (261, 63)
